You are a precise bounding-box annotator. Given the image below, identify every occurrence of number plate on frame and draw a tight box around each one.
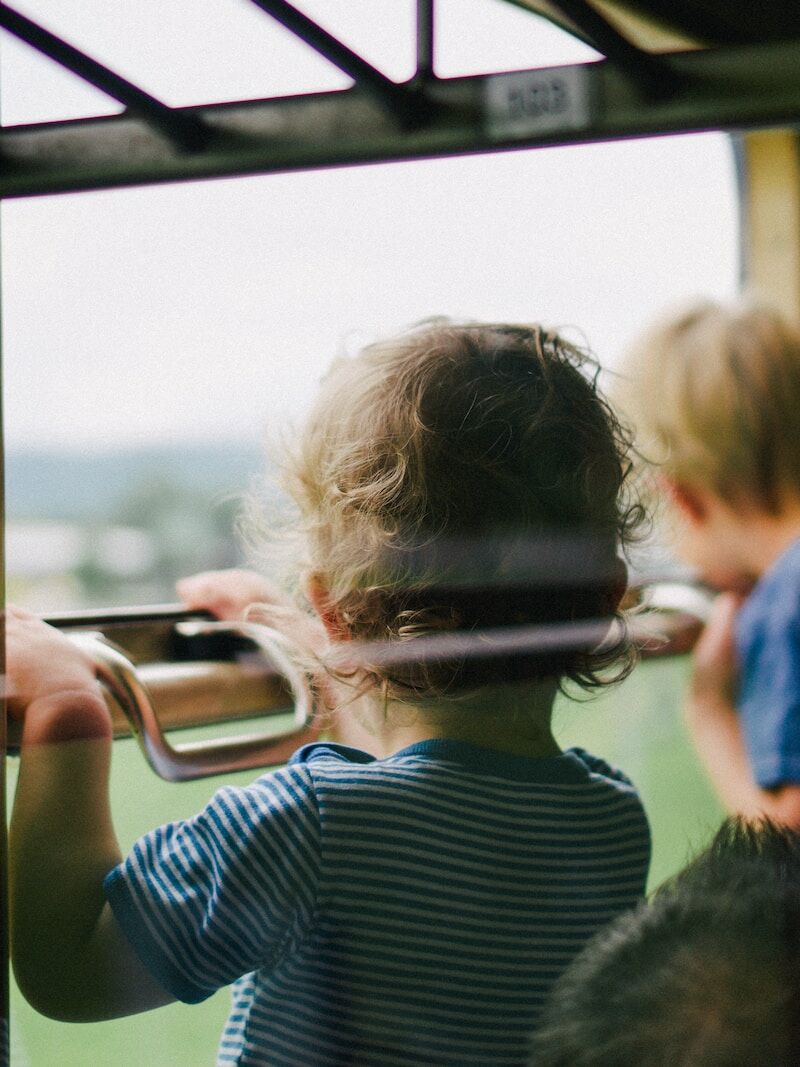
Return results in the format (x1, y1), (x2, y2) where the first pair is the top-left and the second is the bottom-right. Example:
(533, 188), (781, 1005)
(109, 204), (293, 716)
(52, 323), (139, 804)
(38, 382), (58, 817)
(485, 67), (590, 139)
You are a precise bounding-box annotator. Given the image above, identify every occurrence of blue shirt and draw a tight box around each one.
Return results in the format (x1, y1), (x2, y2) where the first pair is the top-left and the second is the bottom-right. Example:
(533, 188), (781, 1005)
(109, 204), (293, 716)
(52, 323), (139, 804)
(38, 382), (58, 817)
(105, 740), (650, 1066)
(736, 537), (800, 788)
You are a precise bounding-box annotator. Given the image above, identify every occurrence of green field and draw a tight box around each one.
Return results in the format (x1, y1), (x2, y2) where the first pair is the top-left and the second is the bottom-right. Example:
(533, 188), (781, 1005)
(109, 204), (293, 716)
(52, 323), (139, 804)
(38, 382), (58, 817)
(6, 655), (722, 1067)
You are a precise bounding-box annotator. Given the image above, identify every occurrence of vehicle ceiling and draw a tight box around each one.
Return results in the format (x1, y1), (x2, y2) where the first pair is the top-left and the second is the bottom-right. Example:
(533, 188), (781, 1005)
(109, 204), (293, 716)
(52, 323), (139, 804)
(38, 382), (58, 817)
(514, 0), (800, 52)
(3, 1), (799, 200)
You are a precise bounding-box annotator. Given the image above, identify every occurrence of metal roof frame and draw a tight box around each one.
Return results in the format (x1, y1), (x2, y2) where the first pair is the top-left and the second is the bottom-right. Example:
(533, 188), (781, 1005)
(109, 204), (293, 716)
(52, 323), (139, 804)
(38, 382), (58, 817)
(2, 0), (798, 200)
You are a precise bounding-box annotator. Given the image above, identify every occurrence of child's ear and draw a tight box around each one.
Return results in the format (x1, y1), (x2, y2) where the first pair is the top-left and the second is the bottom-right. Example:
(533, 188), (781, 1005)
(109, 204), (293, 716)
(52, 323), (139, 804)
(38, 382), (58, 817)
(304, 573), (351, 642)
(659, 475), (707, 524)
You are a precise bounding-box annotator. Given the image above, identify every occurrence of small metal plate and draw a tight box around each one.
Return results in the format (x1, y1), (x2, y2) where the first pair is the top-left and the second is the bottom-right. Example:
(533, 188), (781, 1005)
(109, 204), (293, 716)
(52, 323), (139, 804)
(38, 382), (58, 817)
(484, 66), (591, 140)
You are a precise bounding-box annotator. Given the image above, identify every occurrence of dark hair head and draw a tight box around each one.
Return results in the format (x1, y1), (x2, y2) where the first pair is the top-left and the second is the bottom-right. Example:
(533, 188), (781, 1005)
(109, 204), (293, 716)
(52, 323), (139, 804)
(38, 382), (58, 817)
(532, 818), (800, 1067)
(287, 320), (644, 698)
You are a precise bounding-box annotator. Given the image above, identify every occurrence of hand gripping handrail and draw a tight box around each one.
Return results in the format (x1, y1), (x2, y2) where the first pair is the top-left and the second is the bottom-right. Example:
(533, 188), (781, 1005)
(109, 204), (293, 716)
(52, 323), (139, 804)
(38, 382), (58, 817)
(69, 621), (317, 782)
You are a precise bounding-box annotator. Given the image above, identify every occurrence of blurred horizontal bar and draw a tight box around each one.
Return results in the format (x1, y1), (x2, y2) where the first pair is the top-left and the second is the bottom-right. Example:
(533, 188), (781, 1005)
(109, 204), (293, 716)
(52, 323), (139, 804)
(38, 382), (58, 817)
(347, 617), (620, 671)
(3, 41), (800, 198)
(44, 603), (211, 629)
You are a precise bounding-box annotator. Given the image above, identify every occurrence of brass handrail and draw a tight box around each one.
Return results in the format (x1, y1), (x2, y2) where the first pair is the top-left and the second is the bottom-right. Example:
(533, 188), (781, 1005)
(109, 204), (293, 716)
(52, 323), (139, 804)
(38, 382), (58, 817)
(73, 622), (317, 782)
(7, 618), (319, 782)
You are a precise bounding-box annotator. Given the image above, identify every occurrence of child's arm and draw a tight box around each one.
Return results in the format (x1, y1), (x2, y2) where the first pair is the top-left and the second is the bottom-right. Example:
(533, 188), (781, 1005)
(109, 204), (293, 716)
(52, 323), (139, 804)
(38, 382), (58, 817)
(685, 594), (800, 825)
(7, 608), (175, 1021)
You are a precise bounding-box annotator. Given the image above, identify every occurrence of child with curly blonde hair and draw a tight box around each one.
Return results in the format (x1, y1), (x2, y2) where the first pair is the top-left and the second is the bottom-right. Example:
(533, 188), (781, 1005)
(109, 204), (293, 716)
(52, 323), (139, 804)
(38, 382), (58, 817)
(8, 321), (650, 1066)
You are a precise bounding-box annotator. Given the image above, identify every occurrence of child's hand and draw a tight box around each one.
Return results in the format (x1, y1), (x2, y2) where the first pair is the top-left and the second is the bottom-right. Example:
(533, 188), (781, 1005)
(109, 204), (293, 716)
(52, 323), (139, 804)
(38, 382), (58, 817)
(178, 568), (327, 657)
(688, 592), (743, 709)
(177, 568), (296, 622)
(5, 606), (109, 741)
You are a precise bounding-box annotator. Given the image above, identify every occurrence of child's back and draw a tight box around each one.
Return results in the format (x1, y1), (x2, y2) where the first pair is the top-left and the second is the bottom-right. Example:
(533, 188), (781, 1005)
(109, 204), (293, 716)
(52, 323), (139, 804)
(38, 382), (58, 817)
(109, 742), (647, 1065)
(9, 320), (650, 1066)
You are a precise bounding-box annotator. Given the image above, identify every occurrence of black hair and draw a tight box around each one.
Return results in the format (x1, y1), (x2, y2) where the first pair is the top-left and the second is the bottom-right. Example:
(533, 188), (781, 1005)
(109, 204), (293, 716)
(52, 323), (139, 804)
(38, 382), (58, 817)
(532, 818), (800, 1067)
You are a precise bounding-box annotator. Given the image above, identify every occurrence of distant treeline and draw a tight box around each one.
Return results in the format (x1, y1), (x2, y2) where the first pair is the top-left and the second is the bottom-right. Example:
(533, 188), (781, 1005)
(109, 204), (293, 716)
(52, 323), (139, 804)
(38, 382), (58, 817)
(6, 442), (267, 521)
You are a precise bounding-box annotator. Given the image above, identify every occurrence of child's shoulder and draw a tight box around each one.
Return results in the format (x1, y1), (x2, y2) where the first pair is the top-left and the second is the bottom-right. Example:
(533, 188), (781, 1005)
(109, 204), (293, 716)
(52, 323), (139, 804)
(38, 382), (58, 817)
(739, 536), (800, 645)
(287, 739), (640, 796)
(755, 536), (800, 595)
(288, 741), (377, 769)
(565, 747), (641, 792)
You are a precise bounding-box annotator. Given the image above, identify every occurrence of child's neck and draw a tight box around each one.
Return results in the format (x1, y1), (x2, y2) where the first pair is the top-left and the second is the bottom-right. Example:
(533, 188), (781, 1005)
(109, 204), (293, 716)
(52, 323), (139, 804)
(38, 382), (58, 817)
(358, 680), (561, 760)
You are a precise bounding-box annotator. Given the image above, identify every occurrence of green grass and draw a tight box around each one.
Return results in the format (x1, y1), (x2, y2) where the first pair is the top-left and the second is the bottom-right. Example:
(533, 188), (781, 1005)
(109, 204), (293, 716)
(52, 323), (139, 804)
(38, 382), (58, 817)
(6, 656), (723, 1066)
(554, 655), (724, 890)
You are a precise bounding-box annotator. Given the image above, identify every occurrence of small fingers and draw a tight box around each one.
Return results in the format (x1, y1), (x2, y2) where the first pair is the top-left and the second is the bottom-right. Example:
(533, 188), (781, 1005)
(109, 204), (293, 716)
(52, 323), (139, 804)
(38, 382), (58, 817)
(4, 611), (99, 719)
(177, 569), (285, 621)
(176, 572), (217, 605)
(5, 604), (37, 623)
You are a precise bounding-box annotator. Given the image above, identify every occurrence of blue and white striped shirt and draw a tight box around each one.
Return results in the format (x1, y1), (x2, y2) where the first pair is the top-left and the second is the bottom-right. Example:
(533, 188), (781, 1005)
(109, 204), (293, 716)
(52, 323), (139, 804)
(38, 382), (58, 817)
(105, 740), (650, 1065)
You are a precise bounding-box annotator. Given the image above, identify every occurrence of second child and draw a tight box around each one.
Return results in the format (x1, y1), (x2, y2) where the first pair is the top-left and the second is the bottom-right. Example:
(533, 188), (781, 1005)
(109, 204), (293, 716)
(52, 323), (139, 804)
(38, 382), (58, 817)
(620, 301), (800, 826)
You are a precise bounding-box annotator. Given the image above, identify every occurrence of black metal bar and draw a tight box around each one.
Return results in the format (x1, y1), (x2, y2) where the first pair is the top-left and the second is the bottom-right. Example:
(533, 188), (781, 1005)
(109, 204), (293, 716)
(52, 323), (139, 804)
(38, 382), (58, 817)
(544, 0), (680, 99)
(246, 0), (419, 124)
(416, 0), (435, 81)
(2, 40), (800, 200)
(44, 604), (214, 630)
(0, 3), (208, 152)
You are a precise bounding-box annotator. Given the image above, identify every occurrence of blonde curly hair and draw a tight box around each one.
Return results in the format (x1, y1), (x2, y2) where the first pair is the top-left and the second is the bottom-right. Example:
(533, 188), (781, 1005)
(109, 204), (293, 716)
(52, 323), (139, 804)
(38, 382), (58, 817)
(279, 319), (642, 698)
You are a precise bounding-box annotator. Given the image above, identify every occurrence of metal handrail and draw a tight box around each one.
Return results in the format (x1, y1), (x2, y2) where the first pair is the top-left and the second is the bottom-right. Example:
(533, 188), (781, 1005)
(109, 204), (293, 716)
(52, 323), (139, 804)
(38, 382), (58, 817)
(70, 621), (317, 782)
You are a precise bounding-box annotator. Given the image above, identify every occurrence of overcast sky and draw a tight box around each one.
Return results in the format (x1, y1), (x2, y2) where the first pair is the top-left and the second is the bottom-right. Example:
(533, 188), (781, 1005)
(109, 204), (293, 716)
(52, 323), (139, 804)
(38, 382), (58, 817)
(1, 0), (739, 451)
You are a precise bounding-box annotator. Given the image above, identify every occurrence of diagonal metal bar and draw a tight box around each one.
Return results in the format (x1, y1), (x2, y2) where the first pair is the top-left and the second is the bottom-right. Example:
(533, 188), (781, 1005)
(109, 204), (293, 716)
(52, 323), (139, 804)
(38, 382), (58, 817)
(245, 0), (424, 125)
(416, 0), (435, 82)
(0, 2), (209, 152)
(543, 0), (680, 99)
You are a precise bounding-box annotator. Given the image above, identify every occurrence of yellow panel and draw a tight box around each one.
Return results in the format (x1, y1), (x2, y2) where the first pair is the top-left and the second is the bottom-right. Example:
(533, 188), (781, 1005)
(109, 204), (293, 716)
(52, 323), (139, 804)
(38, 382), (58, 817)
(740, 130), (800, 326)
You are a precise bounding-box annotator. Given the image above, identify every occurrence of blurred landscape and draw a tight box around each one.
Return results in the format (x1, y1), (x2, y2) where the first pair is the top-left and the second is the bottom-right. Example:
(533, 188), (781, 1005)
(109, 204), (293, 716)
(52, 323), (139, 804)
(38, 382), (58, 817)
(5, 442), (269, 610)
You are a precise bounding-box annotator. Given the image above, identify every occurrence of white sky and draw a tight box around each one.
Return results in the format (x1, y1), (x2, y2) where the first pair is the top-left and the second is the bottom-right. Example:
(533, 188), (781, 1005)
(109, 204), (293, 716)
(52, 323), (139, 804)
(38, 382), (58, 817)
(1, 0), (740, 450)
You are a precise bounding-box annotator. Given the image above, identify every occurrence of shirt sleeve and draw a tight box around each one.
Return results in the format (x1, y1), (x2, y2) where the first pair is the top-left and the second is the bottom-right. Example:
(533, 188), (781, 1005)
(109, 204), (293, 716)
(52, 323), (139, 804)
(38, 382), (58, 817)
(737, 594), (800, 789)
(567, 747), (638, 791)
(104, 761), (322, 1004)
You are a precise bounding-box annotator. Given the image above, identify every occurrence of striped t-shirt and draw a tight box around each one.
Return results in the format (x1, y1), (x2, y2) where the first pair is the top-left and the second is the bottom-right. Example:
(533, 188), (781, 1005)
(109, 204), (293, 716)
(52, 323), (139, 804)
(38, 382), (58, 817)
(105, 740), (650, 1066)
